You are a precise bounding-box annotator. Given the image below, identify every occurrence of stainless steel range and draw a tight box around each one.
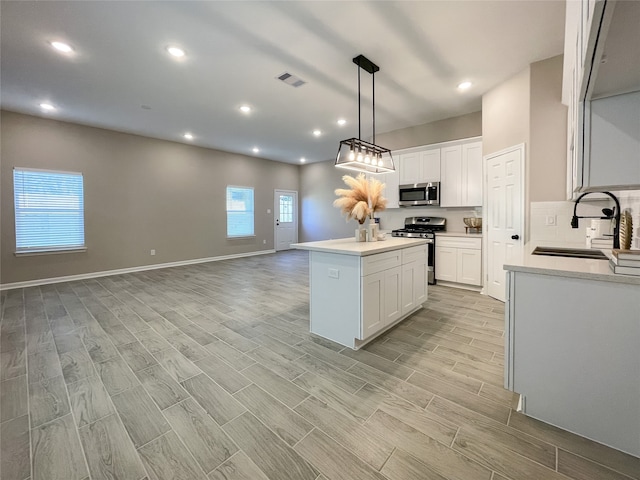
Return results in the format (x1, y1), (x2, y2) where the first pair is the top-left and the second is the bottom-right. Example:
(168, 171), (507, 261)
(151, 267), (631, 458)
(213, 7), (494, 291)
(391, 217), (446, 285)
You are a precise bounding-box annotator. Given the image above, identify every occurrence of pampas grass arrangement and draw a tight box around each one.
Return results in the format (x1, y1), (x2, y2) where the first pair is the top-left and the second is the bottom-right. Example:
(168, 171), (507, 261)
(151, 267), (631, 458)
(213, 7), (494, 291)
(334, 173), (387, 224)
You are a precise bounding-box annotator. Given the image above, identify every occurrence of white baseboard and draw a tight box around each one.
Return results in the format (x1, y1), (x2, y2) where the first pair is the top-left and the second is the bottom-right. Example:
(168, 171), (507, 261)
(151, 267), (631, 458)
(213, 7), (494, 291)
(0, 249), (276, 291)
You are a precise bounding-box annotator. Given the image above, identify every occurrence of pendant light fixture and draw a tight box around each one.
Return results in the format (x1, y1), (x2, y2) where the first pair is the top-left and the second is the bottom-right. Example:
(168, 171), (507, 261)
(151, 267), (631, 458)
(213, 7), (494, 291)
(335, 54), (395, 174)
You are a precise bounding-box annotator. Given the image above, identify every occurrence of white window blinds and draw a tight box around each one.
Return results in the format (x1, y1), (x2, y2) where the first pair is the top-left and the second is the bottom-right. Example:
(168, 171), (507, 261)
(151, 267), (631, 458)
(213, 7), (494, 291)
(13, 168), (85, 252)
(226, 186), (254, 237)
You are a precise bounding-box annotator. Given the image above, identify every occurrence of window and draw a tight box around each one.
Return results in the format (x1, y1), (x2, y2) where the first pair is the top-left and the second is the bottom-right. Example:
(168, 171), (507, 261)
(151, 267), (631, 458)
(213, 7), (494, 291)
(226, 186), (254, 237)
(279, 195), (294, 223)
(13, 168), (85, 253)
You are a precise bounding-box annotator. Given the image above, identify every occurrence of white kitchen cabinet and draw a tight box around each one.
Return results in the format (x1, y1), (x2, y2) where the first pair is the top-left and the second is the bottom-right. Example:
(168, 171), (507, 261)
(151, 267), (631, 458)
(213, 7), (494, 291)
(362, 266), (402, 338)
(379, 170), (400, 209)
(397, 148), (441, 185)
(440, 142), (483, 207)
(435, 236), (482, 287)
(400, 245), (427, 315)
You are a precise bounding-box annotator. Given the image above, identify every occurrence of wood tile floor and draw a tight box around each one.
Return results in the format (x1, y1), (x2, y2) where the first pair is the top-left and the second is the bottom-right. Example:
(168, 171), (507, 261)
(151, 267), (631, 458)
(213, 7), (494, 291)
(1, 250), (638, 480)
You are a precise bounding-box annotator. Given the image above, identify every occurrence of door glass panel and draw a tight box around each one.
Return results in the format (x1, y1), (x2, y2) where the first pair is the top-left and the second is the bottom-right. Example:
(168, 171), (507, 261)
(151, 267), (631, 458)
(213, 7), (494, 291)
(279, 195), (293, 223)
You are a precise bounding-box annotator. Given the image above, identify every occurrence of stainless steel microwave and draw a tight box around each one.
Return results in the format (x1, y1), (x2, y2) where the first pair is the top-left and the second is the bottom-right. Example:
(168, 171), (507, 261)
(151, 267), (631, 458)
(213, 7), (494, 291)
(399, 182), (440, 207)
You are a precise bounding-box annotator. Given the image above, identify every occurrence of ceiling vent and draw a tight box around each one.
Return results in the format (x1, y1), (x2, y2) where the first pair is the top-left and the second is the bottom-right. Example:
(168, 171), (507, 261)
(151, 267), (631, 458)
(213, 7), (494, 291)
(277, 72), (306, 88)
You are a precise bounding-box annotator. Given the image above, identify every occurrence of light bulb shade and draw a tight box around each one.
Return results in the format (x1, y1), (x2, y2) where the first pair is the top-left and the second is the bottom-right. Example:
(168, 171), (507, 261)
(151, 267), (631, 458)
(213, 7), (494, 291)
(335, 138), (395, 174)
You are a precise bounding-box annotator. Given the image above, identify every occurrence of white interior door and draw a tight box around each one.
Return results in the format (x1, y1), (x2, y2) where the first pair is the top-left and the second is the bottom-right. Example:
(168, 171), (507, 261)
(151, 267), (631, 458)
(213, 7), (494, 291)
(485, 145), (524, 302)
(275, 190), (298, 251)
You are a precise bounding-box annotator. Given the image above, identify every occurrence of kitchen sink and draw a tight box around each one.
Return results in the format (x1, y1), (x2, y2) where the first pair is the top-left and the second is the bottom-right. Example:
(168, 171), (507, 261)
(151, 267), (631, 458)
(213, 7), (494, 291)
(531, 246), (609, 260)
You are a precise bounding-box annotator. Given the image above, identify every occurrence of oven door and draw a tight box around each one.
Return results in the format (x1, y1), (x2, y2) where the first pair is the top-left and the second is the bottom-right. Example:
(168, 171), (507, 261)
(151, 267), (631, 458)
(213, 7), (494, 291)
(426, 238), (435, 285)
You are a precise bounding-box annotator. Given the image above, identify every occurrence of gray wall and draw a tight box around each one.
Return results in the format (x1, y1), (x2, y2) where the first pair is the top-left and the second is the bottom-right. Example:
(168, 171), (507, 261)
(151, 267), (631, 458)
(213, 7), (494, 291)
(299, 111), (483, 241)
(1, 111), (299, 285)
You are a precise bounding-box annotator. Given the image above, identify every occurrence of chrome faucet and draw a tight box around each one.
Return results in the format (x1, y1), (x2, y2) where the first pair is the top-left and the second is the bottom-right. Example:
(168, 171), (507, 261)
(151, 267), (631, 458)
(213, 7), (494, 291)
(571, 191), (620, 249)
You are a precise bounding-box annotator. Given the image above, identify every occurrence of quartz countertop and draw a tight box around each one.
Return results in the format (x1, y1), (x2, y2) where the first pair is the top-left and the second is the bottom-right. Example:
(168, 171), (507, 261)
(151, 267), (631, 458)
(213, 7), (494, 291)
(503, 242), (640, 285)
(436, 232), (483, 238)
(291, 237), (427, 256)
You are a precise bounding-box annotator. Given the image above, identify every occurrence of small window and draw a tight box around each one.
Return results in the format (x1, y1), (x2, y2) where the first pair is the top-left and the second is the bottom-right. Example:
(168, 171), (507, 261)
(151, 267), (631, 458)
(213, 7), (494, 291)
(226, 186), (254, 237)
(13, 168), (85, 253)
(279, 195), (294, 223)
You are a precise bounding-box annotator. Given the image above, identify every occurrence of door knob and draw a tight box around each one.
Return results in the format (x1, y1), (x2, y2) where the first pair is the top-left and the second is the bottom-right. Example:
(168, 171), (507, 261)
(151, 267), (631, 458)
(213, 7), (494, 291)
(511, 234), (520, 240)
(276, 220), (280, 226)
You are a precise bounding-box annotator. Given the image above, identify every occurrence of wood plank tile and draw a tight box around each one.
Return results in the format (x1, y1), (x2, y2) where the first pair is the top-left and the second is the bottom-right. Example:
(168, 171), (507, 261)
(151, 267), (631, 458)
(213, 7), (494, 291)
(294, 428), (387, 480)
(134, 328), (172, 355)
(67, 375), (115, 427)
(117, 341), (158, 372)
(347, 361), (432, 407)
(81, 327), (119, 363)
(294, 395), (394, 470)
(1, 415), (30, 480)
(60, 347), (96, 384)
(557, 448), (635, 480)
(478, 382), (520, 408)
(380, 448), (449, 480)
(242, 364), (309, 408)
(137, 430), (206, 480)
(153, 348), (201, 383)
(164, 398), (238, 474)
(245, 346), (306, 381)
(180, 323), (218, 346)
(297, 354), (366, 394)
(407, 371), (509, 423)
(222, 412), (317, 480)
(165, 331), (210, 362)
(234, 384), (313, 447)
(27, 348), (62, 384)
(364, 409), (492, 480)
(0, 348), (26, 380)
(451, 360), (503, 386)
(212, 326), (259, 353)
(453, 427), (567, 480)
(181, 373), (245, 426)
(194, 355), (251, 393)
(78, 413), (147, 480)
(208, 451), (270, 480)
(354, 383), (458, 446)
(397, 355), (483, 394)
(428, 396), (556, 469)
(341, 348), (416, 380)
(204, 340), (255, 370)
(111, 385), (171, 447)
(252, 335), (305, 361)
(508, 411), (640, 479)
(361, 341), (402, 361)
(31, 414), (89, 480)
(102, 324), (137, 346)
(136, 364), (190, 410)
(54, 329), (85, 354)
(1, 376), (28, 422)
(295, 341), (356, 371)
(293, 372), (376, 424)
(95, 356), (139, 395)
(28, 375), (71, 427)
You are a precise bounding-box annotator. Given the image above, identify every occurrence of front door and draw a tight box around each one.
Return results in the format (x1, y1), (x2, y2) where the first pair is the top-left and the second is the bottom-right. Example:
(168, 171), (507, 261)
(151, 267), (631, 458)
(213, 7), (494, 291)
(275, 190), (298, 251)
(485, 145), (524, 302)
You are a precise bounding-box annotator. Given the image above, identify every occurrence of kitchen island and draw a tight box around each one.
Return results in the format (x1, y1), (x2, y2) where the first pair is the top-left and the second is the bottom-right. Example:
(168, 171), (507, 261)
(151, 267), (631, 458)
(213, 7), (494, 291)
(504, 245), (640, 457)
(292, 237), (428, 349)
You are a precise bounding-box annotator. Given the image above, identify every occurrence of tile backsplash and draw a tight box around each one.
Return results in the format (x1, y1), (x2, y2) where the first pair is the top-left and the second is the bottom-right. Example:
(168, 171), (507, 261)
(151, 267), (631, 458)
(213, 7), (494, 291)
(377, 206), (482, 233)
(530, 191), (640, 248)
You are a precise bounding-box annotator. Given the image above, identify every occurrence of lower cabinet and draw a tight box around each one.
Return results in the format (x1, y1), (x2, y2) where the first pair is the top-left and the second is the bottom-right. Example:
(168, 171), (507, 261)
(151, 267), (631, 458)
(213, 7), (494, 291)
(362, 266), (401, 339)
(435, 236), (482, 287)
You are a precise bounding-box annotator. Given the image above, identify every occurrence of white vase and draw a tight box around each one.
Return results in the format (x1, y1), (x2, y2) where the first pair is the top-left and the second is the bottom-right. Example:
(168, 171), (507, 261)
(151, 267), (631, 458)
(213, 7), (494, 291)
(355, 227), (367, 242)
(368, 221), (378, 242)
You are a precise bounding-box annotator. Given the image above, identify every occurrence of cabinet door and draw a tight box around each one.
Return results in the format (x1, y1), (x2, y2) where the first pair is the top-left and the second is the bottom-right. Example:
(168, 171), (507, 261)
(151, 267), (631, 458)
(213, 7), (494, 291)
(399, 152), (422, 184)
(401, 260), (427, 315)
(462, 142), (483, 206)
(457, 248), (482, 286)
(362, 271), (385, 338)
(383, 266), (402, 324)
(440, 145), (462, 207)
(380, 170), (399, 209)
(435, 246), (457, 282)
(421, 149), (441, 183)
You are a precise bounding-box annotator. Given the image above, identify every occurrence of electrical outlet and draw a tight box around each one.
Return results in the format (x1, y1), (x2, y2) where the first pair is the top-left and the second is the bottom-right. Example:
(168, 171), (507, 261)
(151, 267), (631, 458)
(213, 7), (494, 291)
(263, 239), (266, 244)
(545, 215), (556, 226)
(150, 249), (156, 256)
(267, 208), (271, 214)
(328, 268), (339, 279)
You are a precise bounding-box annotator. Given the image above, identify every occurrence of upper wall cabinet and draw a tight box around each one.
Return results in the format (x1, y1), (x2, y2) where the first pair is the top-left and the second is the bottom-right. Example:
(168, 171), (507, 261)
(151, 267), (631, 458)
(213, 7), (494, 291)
(398, 149), (441, 185)
(563, 0), (640, 194)
(440, 141), (483, 207)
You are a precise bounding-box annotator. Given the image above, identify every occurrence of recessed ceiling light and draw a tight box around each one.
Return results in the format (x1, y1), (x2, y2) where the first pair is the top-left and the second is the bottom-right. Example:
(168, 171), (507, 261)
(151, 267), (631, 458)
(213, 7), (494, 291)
(252, 147), (260, 153)
(457, 81), (472, 90)
(337, 119), (346, 126)
(300, 157), (306, 163)
(312, 129), (322, 137)
(166, 46), (185, 57)
(39, 103), (56, 111)
(50, 41), (73, 53)
(183, 133), (194, 140)
(240, 105), (252, 114)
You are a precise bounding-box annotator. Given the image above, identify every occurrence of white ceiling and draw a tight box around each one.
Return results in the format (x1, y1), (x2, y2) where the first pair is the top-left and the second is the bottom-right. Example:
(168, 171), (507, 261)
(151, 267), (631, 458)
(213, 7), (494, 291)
(0, 1), (566, 165)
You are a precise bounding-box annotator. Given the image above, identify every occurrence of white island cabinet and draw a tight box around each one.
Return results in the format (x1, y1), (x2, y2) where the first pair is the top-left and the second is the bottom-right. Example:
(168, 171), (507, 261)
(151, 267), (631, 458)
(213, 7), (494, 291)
(292, 238), (427, 349)
(504, 249), (640, 457)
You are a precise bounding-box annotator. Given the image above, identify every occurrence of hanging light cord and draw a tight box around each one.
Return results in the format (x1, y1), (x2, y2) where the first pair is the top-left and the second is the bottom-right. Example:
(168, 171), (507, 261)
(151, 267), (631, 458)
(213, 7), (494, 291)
(357, 60), (361, 141)
(372, 69), (375, 145)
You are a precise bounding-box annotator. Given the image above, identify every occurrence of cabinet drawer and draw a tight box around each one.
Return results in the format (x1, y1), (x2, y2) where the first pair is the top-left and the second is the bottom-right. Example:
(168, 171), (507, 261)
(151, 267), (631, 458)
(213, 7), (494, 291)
(402, 245), (427, 265)
(362, 250), (401, 276)
(436, 236), (481, 250)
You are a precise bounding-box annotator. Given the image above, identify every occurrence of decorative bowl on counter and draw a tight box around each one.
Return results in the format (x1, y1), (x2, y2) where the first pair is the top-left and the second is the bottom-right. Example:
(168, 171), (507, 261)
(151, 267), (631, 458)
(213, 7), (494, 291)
(463, 217), (482, 228)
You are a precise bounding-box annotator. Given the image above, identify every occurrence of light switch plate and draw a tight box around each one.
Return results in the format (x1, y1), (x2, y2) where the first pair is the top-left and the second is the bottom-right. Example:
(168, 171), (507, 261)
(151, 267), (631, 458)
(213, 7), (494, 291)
(545, 215), (556, 226)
